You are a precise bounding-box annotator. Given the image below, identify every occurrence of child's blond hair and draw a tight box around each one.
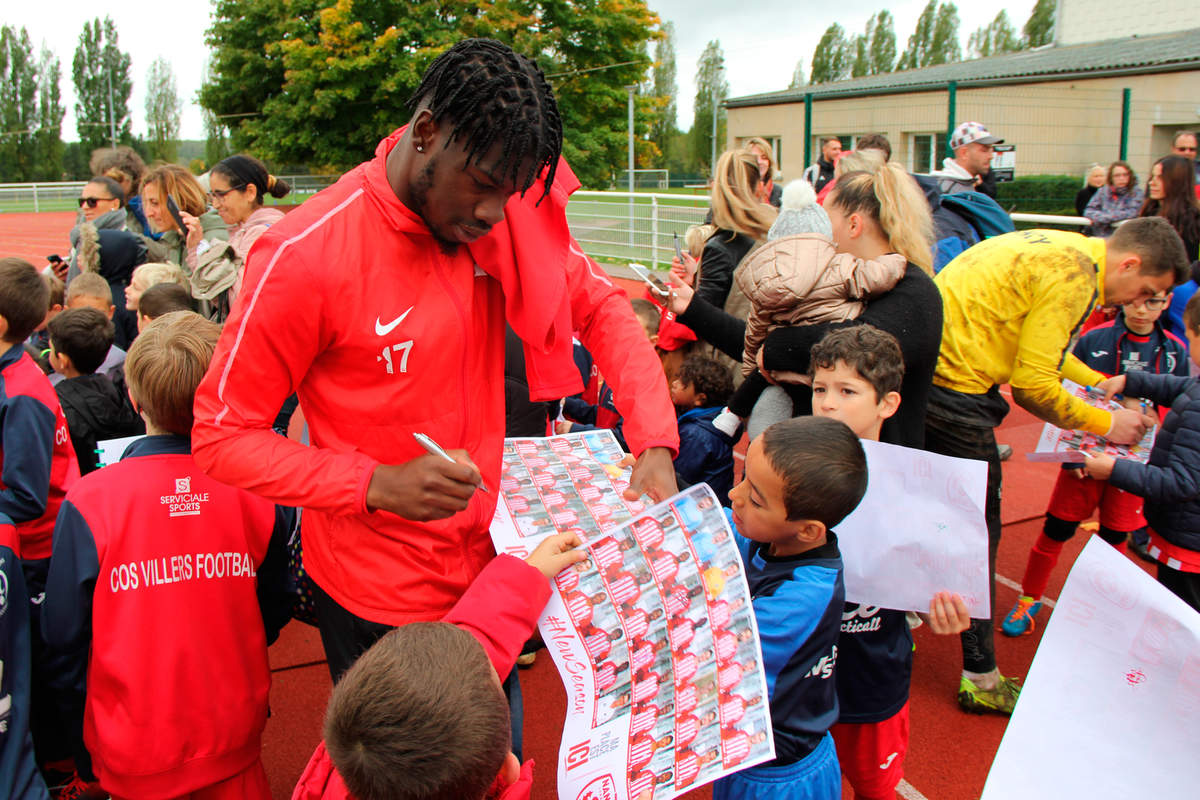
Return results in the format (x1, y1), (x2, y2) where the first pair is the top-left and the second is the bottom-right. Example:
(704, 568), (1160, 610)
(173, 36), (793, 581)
(42, 273), (65, 309)
(131, 262), (185, 290)
(125, 311), (220, 435)
(66, 273), (113, 306)
(684, 224), (716, 259)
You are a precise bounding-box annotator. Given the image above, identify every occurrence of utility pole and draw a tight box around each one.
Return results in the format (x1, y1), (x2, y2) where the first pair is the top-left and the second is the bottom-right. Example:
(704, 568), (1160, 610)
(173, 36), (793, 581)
(106, 59), (116, 148)
(626, 85), (636, 248)
(710, 67), (724, 178)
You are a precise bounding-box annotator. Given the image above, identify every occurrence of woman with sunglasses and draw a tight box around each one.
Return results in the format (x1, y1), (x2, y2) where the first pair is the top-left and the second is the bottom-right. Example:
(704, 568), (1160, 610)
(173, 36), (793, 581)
(62, 176), (132, 282)
(195, 156), (292, 305)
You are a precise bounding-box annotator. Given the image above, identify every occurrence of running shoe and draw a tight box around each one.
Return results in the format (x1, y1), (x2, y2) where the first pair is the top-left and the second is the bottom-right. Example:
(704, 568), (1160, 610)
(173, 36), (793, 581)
(957, 674), (1022, 715)
(1001, 595), (1042, 637)
(51, 772), (108, 800)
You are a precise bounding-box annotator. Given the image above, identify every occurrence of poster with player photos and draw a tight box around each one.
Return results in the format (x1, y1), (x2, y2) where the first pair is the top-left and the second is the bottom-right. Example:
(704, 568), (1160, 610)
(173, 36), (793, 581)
(490, 438), (774, 800)
(1027, 379), (1157, 464)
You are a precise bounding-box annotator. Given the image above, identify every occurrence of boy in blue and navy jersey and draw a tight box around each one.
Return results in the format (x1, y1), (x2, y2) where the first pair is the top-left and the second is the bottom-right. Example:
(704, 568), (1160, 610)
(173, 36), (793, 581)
(1004, 292), (1189, 637)
(714, 416), (866, 800)
(0, 513), (50, 799)
(0, 258), (81, 786)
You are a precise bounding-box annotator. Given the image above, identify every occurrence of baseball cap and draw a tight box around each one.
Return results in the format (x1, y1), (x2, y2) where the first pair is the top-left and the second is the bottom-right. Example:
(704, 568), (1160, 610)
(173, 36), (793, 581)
(950, 121), (1004, 149)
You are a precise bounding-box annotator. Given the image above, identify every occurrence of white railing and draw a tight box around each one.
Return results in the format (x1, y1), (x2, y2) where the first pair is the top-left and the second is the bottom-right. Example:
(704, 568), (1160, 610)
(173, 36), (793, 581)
(0, 181), (1094, 266)
(0, 182), (88, 212)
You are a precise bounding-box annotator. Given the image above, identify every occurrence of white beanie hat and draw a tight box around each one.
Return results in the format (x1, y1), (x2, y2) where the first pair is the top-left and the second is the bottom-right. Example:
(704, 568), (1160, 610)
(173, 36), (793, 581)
(767, 180), (832, 240)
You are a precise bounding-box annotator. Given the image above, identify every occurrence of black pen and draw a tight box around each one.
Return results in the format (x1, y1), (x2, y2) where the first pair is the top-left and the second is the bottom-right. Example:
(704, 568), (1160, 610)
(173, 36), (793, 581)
(412, 432), (490, 493)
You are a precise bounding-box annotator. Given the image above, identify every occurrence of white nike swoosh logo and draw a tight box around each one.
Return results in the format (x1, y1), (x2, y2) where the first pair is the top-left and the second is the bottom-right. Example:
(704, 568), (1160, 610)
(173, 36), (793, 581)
(375, 307), (413, 336)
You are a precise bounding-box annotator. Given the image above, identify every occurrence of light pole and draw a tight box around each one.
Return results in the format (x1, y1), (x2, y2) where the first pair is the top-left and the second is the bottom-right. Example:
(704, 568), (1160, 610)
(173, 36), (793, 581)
(710, 67), (724, 178)
(106, 59), (116, 149)
(626, 85), (636, 248)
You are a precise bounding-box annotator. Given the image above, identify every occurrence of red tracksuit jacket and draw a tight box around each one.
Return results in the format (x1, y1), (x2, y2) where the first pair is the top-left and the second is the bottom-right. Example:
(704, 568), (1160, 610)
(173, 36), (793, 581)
(0, 344), (79, 559)
(42, 435), (293, 799)
(192, 129), (678, 626)
(291, 554), (551, 800)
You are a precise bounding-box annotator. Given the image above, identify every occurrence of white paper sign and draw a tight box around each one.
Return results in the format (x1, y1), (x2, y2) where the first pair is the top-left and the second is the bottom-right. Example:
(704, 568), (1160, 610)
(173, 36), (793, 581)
(94, 435), (143, 470)
(836, 439), (991, 617)
(982, 538), (1200, 800)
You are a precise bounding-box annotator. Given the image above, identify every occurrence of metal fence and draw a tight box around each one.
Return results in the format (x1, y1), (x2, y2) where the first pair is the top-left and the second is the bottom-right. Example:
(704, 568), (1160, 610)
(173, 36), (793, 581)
(0, 181), (1090, 268)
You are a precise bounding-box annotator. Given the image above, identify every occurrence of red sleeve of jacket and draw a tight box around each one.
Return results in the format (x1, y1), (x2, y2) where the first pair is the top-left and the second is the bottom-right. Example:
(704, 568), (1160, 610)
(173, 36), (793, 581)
(443, 554), (551, 677)
(563, 238), (680, 457)
(191, 231), (379, 515)
(291, 742), (351, 800)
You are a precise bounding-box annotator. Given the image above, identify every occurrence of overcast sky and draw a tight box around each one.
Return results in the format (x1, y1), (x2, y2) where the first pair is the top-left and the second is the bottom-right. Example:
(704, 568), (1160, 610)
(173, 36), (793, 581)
(6, 1), (1036, 144)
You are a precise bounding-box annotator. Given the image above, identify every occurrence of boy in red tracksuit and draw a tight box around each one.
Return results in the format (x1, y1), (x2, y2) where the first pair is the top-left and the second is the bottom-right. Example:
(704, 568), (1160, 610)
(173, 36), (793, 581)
(42, 312), (295, 800)
(292, 532), (586, 800)
(0, 259), (81, 786)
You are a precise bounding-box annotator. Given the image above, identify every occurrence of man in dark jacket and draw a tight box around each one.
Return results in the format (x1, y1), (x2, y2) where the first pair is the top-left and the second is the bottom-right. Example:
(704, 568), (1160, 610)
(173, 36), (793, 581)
(46, 309), (144, 475)
(802, 137), (841, 194)
(670, 355), (736, 503)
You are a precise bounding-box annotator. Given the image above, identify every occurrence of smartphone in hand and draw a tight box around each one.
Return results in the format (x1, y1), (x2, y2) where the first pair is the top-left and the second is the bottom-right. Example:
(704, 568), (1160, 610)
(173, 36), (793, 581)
(629, 262), (669, 297)
(673, 231), (683, 262)
(165, 195), (188, 234)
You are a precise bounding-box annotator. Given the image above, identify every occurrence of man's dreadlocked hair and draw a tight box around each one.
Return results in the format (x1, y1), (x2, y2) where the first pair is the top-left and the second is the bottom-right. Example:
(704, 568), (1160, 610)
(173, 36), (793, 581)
(407, 38), (562, 202)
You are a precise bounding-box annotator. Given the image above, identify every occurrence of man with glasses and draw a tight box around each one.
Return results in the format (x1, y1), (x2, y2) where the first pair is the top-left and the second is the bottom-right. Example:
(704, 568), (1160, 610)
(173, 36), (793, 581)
(934, 122), (1003, 197)
(1002, 287), (1189, 635)
(1171, 130), (1200, 184)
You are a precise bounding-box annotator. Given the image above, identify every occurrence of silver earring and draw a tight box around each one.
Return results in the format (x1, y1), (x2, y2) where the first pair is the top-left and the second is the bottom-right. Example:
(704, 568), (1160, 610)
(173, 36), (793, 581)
(416, 145), (424, 152)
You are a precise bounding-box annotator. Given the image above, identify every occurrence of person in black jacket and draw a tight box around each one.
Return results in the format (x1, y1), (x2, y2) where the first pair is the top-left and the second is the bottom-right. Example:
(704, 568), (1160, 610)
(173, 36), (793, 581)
(1085, 293), (1200, 612)
(692, 149), (776, 309)
(46, 309), (144, 476)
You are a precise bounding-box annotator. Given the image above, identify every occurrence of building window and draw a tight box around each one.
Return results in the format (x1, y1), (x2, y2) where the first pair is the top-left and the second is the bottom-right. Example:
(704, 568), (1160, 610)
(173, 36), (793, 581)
(910, 133), (948, 173)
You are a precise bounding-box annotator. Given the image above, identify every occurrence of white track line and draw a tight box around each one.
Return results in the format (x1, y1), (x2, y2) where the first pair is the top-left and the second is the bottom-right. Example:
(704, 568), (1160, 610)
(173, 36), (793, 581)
(995, 573), (1057, 608)
(898, 779), (932, 800)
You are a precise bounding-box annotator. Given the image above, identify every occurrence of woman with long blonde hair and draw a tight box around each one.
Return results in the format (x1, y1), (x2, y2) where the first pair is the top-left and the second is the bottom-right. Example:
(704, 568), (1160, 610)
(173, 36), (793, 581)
(694, 149), (777, 308)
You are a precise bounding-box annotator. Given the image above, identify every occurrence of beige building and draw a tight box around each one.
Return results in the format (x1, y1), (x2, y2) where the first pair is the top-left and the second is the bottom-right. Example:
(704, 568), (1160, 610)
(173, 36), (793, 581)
(726, 27), (1200, 183)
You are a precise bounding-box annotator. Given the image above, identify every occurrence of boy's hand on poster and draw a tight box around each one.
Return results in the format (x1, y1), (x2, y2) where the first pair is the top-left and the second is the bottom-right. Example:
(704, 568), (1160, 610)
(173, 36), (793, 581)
(1082, 449), (1116, 480)
(1094, 374), (1126, 401)
(924, 592), (971, 634)
(555, 420), (573, 435)
(625, 447), (678, 504)
(526, 532), (587, 579)
(366, 451), (482, 521)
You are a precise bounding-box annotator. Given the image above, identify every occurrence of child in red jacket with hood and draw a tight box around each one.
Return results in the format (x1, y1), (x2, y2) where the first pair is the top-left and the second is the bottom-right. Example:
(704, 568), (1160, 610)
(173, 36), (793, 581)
(292, 532), (587, 800)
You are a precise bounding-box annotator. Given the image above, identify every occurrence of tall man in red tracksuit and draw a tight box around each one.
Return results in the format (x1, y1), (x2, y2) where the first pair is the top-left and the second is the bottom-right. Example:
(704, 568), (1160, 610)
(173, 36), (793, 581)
(191, 39), (679, 687)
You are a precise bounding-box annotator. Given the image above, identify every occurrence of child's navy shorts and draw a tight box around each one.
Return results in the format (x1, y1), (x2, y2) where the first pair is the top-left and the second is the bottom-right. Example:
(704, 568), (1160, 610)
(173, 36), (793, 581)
(712, 731), (840, 800)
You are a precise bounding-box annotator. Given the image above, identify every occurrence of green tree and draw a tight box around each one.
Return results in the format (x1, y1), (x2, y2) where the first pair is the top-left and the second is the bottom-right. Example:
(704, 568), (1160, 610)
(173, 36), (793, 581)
(897, 1), (960, 69)
(648, 21), (677, 167)
(201, 60), (231, 168)
(869, 10), (897, 75)
(35, 45), (65, 180)
(145, 57), (181, 162)
(788, 58), (805, 89)
(929, 3), (961, 65)
(201, 0), (659, 189)
(968, 11), (1020, 58)
(72, 17), (133, 153)
(851, 30), (870, 78)
(809, 23), (851, 84)
(1023, 0), (1056, 48)
(0, 26), (38, 182)
(690, 40), (728, 174)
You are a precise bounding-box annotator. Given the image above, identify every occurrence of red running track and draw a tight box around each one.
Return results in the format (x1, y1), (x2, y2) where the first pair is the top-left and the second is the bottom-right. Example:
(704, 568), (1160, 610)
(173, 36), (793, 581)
(1, 211), (1156, 799)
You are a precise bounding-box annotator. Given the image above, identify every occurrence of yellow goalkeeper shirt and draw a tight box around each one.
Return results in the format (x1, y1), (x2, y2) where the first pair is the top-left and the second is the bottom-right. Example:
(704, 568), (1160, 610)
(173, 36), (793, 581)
(933, 229), (1110, 434)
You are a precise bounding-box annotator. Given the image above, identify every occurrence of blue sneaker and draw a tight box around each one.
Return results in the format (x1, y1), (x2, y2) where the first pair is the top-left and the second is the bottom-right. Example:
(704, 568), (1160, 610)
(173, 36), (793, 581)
(1001, 595), (1042, 637)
